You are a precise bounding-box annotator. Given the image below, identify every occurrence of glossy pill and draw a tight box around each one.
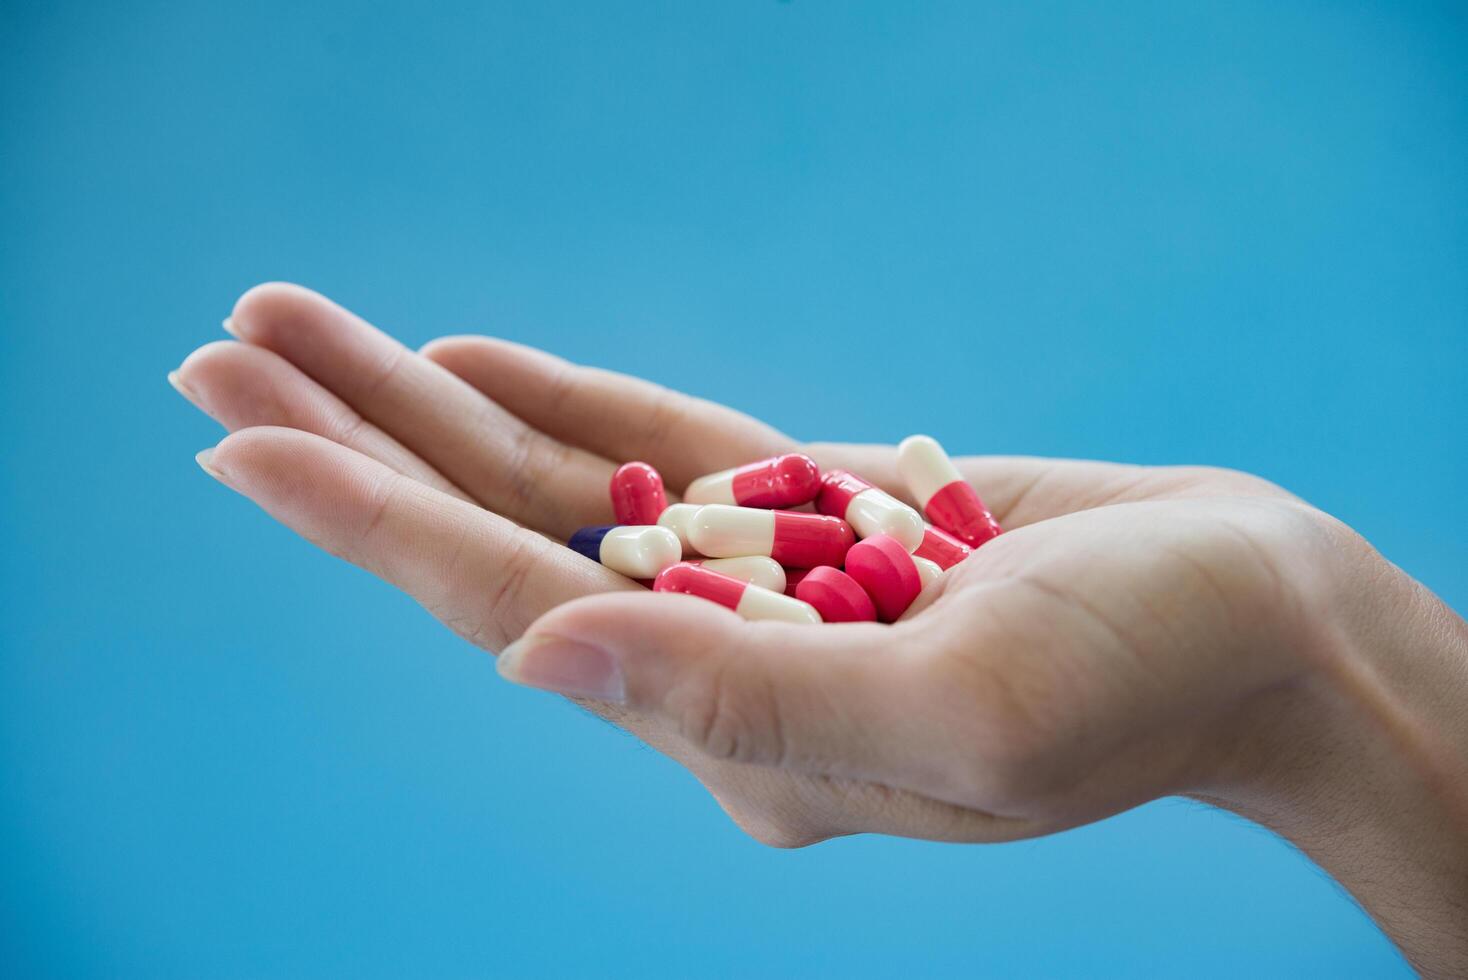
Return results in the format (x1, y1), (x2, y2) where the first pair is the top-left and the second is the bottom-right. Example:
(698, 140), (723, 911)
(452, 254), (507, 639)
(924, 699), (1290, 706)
(795, 566), (877, 623)
(844, 534), (944, 623)
(610, 461), (667, 525)
(690, 556), (787, 594)
(568, 525), (682, 579)
(656, 503), (701, 556)
(654, 563), (821, 624)
(914, 525), (972, 570)
(683, 453), (821, 509)
(896, 435), (1002, 548)
(687, 504), (855, 569)
(815, 469), (924, 551)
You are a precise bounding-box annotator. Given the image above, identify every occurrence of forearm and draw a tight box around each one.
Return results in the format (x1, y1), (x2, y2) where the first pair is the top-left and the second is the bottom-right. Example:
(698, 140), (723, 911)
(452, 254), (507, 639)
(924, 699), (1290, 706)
(1200, 539), (1468, 977)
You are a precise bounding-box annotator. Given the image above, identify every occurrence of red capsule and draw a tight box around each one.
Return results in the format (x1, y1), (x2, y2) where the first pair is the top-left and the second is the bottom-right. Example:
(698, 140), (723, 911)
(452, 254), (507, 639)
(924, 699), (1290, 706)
(610, 461), (667, 525)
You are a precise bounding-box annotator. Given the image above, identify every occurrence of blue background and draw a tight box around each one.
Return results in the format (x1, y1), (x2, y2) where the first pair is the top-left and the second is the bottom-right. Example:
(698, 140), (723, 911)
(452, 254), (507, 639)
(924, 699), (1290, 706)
(2, 1), (1464, 976)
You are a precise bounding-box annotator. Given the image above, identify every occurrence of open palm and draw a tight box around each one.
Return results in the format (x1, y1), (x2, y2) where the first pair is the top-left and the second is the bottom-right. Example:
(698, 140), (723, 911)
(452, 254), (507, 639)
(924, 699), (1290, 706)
(176, 282), (1326, 847)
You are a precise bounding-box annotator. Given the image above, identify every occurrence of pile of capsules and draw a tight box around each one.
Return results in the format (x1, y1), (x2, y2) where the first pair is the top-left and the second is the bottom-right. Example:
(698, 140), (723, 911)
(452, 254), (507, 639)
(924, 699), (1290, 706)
(567, 435), (1001, 625)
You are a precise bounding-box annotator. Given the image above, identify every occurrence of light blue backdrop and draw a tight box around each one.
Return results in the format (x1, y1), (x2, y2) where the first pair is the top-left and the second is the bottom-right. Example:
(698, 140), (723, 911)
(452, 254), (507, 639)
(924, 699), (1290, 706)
(3, 2), (1463, 976)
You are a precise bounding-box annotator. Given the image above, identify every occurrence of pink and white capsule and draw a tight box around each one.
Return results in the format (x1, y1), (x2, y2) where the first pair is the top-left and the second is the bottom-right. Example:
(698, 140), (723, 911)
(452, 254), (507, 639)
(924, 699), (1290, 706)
(815, 470), (924, 551)
(656, 503), (701, 556)
(654, 563), (820, 624)
(896, 435), (1003, 548)
(687, 504), (855, 568)
(682, 453), (821, 509)
(690, 556), (787, 594)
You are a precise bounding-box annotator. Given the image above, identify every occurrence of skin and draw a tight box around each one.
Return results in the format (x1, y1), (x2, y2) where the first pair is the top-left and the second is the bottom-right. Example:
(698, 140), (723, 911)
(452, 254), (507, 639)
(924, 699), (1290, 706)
(173, 283), (1468, 977)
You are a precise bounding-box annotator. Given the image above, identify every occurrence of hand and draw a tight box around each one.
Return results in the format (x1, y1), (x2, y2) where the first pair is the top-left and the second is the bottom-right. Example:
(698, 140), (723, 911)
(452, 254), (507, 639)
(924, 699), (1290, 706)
(175, 283), (1467, 977)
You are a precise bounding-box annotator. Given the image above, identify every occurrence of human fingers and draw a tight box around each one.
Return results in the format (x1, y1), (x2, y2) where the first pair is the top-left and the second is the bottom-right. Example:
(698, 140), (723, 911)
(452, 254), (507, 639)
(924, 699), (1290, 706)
(418, 335), (793, 489)
(200, 426), (636, 651)
(226, 284), (613, 537)
(415, 336), (1146, 525)
(496, 589), (1021, 808)
(170, 340), (468, 500)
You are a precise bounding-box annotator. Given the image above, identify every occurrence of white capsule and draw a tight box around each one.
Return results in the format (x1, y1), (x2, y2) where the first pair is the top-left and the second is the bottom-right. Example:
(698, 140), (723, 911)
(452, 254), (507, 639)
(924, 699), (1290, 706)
(657, 503), (702, 556)
(696, 556), (787, 594)
(736, 583), (822, 624)
(686, 504), (776, 558)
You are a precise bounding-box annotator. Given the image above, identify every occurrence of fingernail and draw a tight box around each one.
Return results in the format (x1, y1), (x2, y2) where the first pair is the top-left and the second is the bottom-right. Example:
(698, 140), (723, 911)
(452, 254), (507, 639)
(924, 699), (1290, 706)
(167, 370), (203, 408)
(195, 447), (227, 482)
(497, 635), (626, 703)
(222, 316), (241, 339)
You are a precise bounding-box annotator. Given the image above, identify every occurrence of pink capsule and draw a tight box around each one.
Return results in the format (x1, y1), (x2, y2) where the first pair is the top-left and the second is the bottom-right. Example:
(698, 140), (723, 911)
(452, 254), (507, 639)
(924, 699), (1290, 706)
(815, 470), (924, 550)
(914, 525), (972, 570)
(683, 453), (821, 509)
(610, 461), (667, 525)
(844, 534), (944, 623)
(654, 563), (820, 624)
(896, 435), (1002, 548)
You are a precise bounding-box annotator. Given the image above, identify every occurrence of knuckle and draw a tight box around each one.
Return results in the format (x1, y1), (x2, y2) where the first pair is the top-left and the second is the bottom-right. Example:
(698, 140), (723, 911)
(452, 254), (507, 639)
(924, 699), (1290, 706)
(478, 530), (539, 644)
(357, 343), (409, 403)
(670, 650), (777, 766)
(350, 471), (406, 562)
(500, 421), (568, 517)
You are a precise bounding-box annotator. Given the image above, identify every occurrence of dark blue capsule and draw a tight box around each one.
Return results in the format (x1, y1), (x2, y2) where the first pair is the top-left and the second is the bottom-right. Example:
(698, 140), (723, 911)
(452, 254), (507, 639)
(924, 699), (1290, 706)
(568, 525), (615, 563)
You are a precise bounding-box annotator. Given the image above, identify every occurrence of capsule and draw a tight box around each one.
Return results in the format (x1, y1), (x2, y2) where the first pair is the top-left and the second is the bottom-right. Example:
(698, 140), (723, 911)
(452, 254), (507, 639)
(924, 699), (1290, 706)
(914, 525), (972, 570)
(795, 566), (877, 623)
(610, 461), (667, 525)
(654, 563), (821, 624)
(896, 435), (1002, 548)
(815, 469), (924, 551)
(843, 533), (943, 622)
(568, 525), (682, 579)
(689, 556), (787, 594)
(687, 504), (855, 568)
(683, 453), (821, 509)
(656, 503), (701, 556)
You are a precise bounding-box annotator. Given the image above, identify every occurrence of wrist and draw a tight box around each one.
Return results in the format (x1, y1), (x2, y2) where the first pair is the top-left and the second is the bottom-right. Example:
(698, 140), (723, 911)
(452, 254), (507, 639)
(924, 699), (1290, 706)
(1195, 511), (1468, 975)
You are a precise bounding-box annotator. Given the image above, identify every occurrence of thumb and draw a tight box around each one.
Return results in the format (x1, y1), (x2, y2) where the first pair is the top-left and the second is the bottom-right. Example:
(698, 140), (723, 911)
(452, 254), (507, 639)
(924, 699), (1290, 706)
(496, 589), (950, 786)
